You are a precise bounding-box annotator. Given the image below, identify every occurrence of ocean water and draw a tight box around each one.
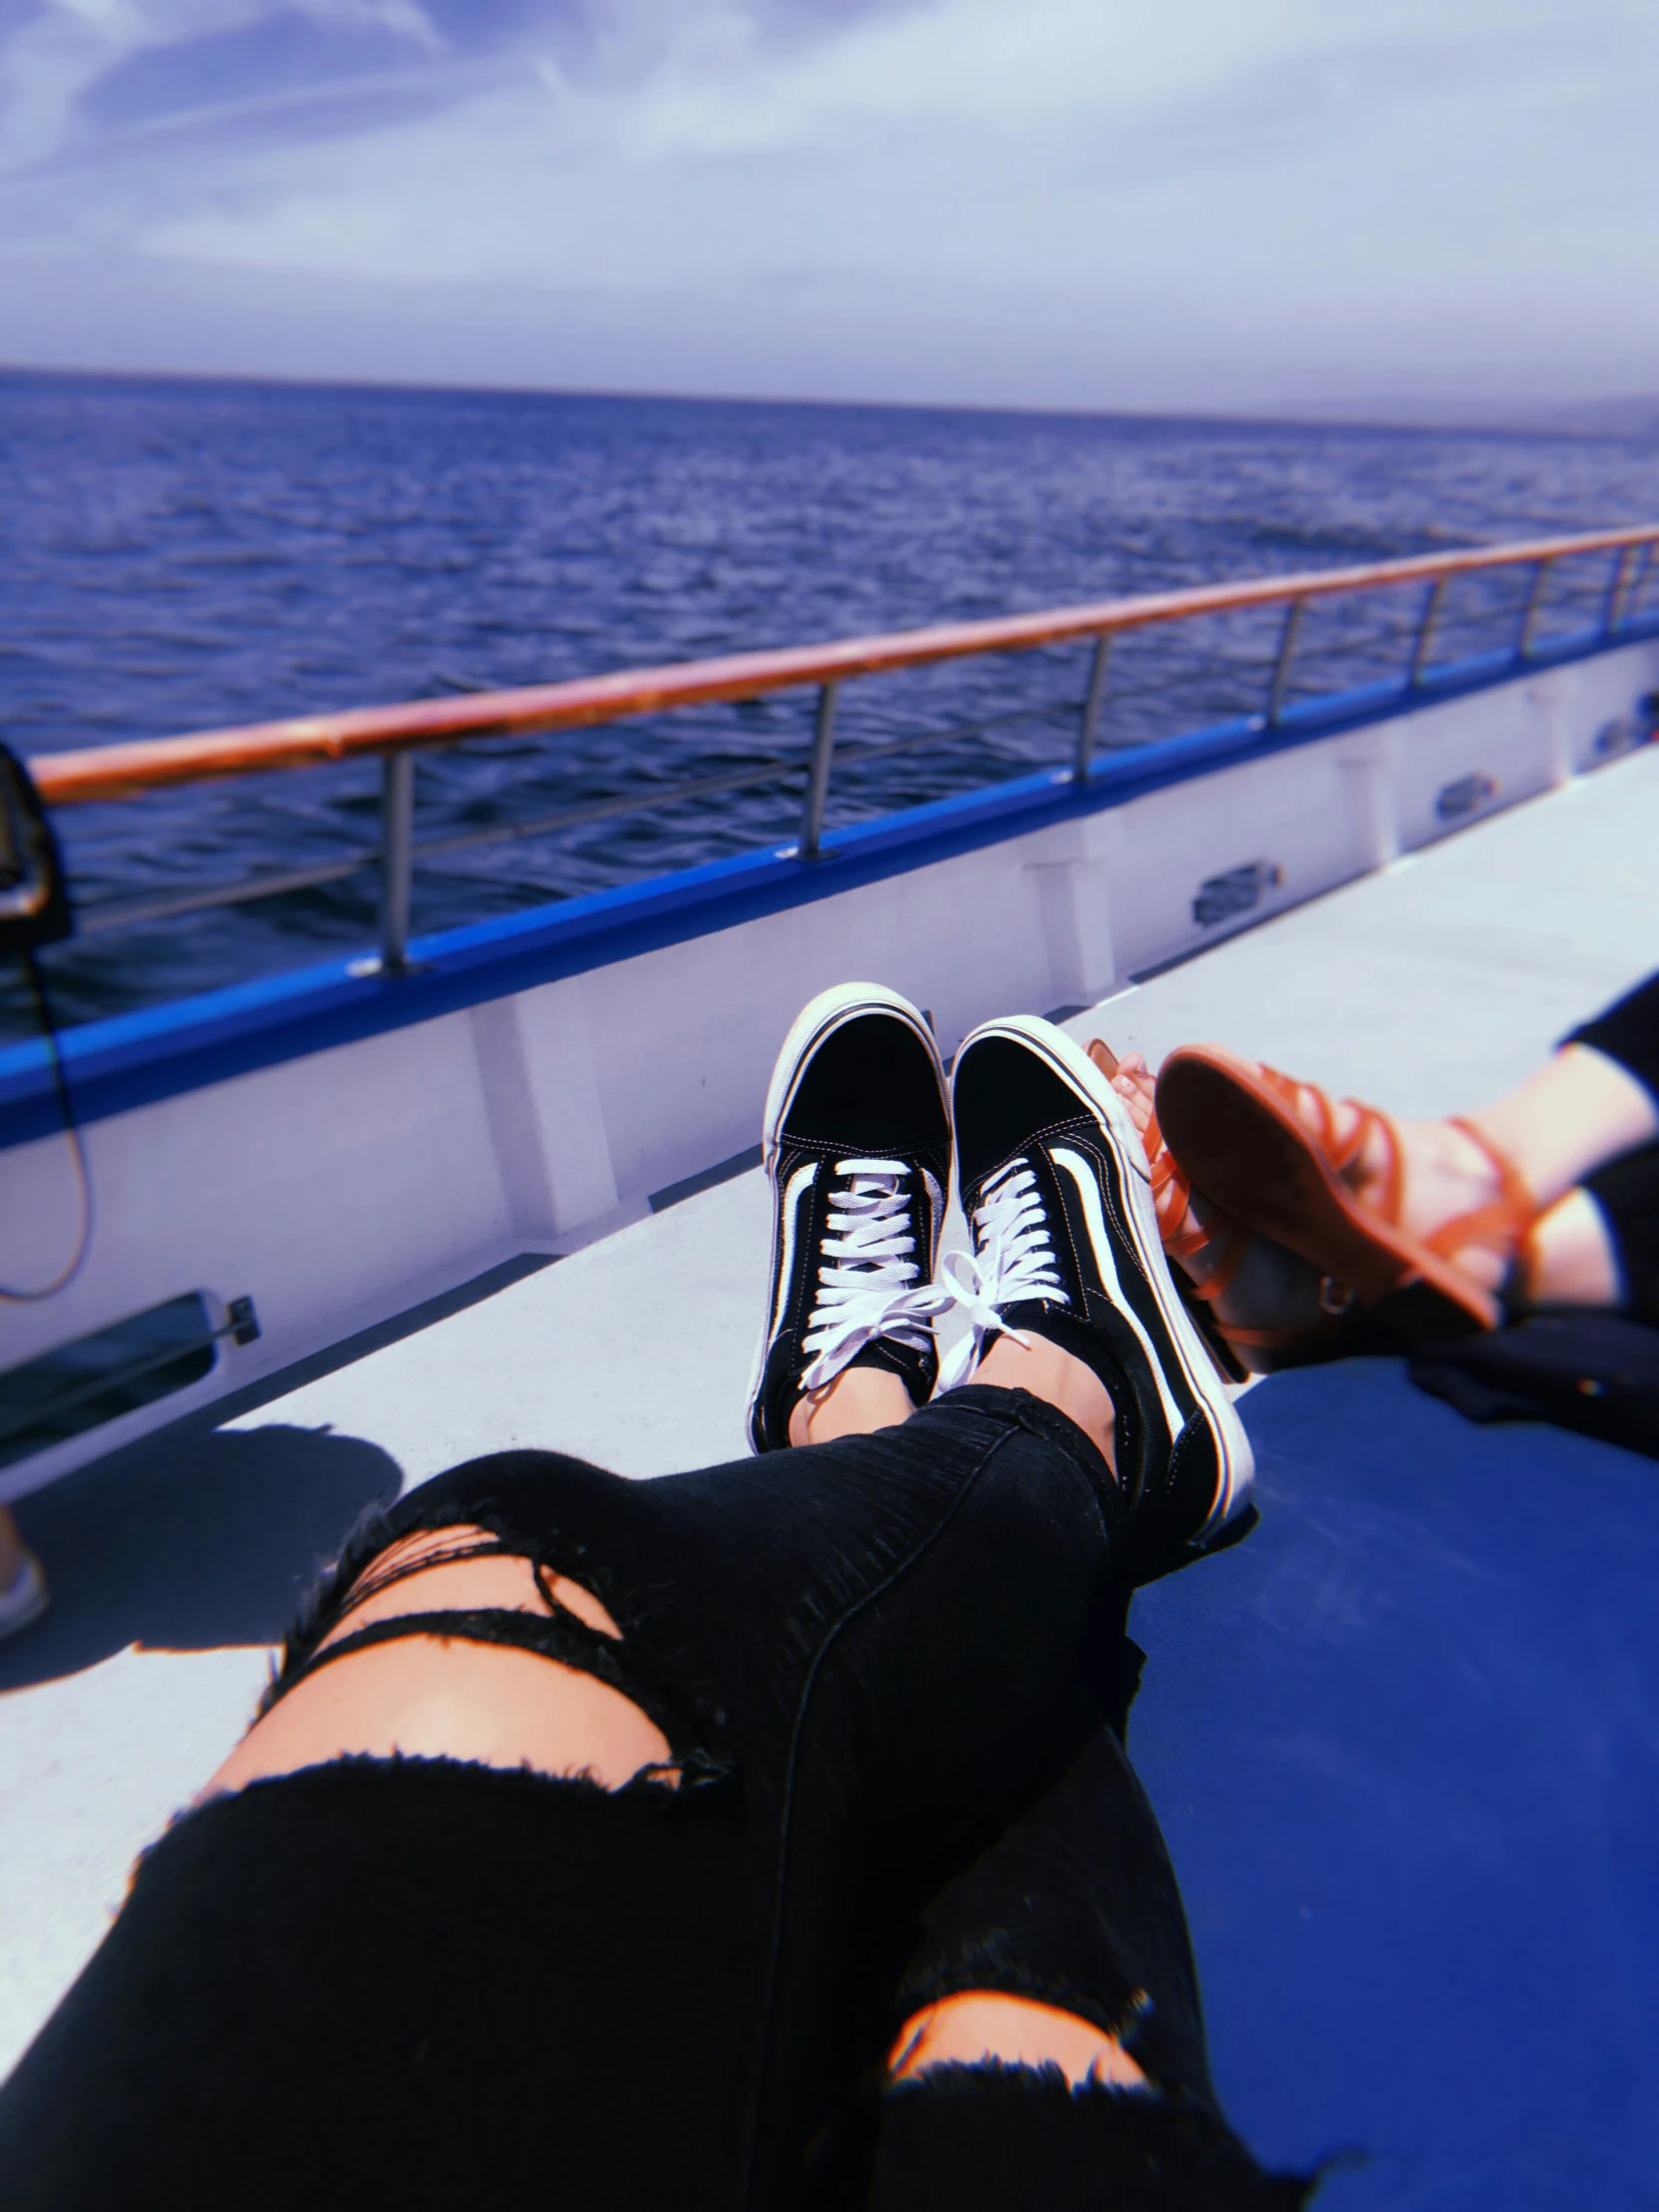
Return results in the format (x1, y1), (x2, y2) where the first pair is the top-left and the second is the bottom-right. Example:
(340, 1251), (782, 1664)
(5, 367), (1659, 1034)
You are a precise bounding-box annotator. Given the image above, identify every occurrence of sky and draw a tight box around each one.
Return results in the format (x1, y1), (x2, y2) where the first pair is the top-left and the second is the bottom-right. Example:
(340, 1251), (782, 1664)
(1, 0), (1656, 416)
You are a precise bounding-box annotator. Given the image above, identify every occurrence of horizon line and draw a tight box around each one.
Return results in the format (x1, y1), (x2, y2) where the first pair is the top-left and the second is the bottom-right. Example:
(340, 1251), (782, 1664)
(2, 355), (1649, 448)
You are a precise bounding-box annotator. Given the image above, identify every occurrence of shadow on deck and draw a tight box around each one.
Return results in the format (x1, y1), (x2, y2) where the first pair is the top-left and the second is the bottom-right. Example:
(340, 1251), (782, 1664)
(1, 1422), (398, 1692)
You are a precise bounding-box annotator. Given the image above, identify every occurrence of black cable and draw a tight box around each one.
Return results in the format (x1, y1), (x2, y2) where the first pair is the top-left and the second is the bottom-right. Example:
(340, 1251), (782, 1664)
(0, 947), (93, 1301)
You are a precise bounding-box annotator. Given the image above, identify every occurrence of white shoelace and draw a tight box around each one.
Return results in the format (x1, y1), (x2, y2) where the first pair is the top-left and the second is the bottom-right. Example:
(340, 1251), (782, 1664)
(936, 1158), (1070, 1390)
(799, 1158), (954, 1394)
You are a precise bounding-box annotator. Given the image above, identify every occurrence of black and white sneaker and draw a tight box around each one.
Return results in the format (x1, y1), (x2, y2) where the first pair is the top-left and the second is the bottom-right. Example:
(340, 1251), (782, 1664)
(747, 983), (954, 1454)
(944, 1015), (1254, 1574)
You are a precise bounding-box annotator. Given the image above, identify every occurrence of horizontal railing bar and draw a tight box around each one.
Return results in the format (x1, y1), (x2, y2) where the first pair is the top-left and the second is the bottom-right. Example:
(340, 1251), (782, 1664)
(78, 765), (810, 930)
(76, 849), (379, 933)
(413, 756), (806, 859)
(832, 724), (1064, 772)
(835, 699), (1085, 752)
(58, 571), (1659, 943)
(70, 706), (1100, 932)
(30, 525), (1659, 807)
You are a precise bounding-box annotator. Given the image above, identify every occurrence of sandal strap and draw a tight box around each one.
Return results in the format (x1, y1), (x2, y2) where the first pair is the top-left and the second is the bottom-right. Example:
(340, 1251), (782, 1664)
(1419, 1117), (1537, 1266)
(1256, 1062), (1403, 1222)
(1143, 1112), (1249, 1299)
(1185, 1221), (1250, 1305)
(1147, 1111), (1193, 1237)
(1092, 1044), (1250, 1297)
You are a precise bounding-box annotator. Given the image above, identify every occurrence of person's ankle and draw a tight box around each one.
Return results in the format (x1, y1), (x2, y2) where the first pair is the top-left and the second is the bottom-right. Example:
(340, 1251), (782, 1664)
(971, 1333), (1116, 1471)
(788, 1364), (917, 1446)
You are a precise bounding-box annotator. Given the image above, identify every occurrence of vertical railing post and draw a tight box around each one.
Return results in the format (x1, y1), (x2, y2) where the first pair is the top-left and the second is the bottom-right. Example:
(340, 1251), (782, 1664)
(1407, 576), (1446, 689)
(1604, 545), (1639, 635)
(801, 681), (839, 859)
(1074, 635), (1111, 780)
(378, 749), (414, 973)
(1621, 542), (1656, 631)
(1516, 558), (1551, 659)
(1266, 598), (1306, 726)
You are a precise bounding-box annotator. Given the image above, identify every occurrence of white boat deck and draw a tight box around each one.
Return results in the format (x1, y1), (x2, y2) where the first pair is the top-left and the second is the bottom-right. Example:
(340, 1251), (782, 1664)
(5, 745), (1659, 2082)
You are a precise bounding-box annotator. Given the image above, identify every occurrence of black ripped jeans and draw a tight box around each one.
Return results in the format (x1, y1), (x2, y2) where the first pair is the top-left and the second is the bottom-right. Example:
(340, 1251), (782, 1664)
(0, 1386), (1305, 2211)
(1570, 972), (1659, 1321)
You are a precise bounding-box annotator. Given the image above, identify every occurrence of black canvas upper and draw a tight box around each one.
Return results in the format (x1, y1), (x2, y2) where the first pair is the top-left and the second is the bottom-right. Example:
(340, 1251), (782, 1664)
(951, 1031), (1237, 1576)
(750, 1009), (951, 1454)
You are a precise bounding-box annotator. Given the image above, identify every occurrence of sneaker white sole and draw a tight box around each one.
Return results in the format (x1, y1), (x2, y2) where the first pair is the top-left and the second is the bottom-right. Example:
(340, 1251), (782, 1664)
(955, 1014), (1255, 1537)
(746, 981), (951, 1452)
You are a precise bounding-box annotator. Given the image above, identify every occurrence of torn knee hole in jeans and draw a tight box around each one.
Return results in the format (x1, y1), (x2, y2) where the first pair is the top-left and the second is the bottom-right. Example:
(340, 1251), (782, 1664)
(310, 1523), (625, 1652)
(258, 1518), (726, 1790)
(889, 1990), (1156, 2095)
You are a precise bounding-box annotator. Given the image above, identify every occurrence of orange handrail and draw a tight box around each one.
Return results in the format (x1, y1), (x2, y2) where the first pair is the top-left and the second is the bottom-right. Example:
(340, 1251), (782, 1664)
(29, 524), (1659, 808)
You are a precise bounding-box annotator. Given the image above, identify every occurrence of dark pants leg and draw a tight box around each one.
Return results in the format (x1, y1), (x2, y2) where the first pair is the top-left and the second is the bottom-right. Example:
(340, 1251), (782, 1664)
(1562, 973), (1659, 1315)
(1564, 971), (1659, 1107)
(0, 1386), (1275, 2208)
(867, 1723), (1313, 2209)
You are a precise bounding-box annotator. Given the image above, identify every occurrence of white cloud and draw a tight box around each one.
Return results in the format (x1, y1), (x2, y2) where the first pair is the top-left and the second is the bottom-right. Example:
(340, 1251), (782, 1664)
(3, 0), (1658, 411)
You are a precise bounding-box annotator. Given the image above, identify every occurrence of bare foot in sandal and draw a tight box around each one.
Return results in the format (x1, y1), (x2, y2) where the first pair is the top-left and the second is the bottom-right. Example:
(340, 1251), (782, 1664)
(1221, 1078), (1524, 1293)
(1140, 1032), (1659, 1342)
(1193, 1046), (1659, 1295)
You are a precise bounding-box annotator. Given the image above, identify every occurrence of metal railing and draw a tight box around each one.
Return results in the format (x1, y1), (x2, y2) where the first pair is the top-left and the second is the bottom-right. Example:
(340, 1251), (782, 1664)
(25, 524), (1659, 975)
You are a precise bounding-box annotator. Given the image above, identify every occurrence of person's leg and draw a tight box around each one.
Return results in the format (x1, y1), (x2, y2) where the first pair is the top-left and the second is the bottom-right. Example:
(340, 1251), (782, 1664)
(1521, 1143), (1659, 1322)
(1522, 1185), (1625, 1309)
(1560, 970), (1659, 1111)
(1462, 1043), (1659, 1228)
(0, 992), (1231, 2209)
(1441, 973), (1659, 1314)
(1138, 972), (1659, 1338)
(867, 1724), (1313, 2209)
(0, 1398), (1149, 2210)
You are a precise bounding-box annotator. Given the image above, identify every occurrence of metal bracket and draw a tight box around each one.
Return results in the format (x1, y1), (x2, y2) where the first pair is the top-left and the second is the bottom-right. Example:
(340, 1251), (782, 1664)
(1266, 600), (1306, 726)
(378, 751), (415, 973)
(1408, 577), (1447, 688)
(1075, 636), (1111, 779)
(1516, 559), (1551, 658)
(1604, 545), (1640, 635)
(801, 681), (840, 859)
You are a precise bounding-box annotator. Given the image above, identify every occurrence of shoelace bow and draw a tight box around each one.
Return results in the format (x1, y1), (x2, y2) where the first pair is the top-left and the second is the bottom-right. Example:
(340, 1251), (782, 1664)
(800, 1159), (955, 1394)
(935, 1158), (1069, 1391)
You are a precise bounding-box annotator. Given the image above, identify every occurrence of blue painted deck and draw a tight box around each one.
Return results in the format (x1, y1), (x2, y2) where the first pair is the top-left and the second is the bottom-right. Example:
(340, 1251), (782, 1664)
(1137, 1359), (1659, 2207)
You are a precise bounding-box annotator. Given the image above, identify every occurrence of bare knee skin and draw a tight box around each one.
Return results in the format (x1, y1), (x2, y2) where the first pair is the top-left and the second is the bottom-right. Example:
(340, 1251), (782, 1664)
(204, 1526), (674, 1803)
(890, 1991), (1150, 2092)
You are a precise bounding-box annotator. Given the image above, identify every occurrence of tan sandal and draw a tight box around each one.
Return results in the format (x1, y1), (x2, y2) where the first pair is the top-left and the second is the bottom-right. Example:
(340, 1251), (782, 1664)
(1153, 1046), (1536, 1341)
(1088, 1039), (1355, 1377)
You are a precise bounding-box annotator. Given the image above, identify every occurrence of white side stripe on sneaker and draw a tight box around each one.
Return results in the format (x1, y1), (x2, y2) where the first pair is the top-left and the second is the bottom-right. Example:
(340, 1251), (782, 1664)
(936, 1157), (1069, 1390)
(771, 1160), (819, 1349)
(1051, 1146), (1187, 1441)
(799, 1159), (952, 1394)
